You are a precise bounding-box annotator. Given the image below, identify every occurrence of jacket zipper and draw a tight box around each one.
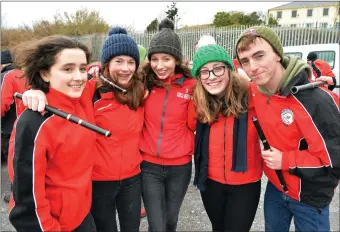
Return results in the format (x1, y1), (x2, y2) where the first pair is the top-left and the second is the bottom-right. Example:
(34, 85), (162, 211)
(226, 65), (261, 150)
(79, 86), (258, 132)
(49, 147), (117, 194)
(223, 117), (227, 182)
(156, 90), (169, 156)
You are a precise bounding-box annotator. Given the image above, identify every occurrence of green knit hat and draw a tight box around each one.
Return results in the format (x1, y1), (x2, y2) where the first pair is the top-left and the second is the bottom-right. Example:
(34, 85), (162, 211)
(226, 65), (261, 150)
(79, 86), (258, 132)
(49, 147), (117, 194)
(192, 44), (234, 78)
(235, 26), (284, 63)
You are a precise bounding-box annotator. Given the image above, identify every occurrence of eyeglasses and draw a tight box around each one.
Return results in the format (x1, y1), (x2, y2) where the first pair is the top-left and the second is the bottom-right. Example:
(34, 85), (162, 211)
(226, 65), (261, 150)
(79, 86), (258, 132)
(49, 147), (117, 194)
(199, 66), (226, 80)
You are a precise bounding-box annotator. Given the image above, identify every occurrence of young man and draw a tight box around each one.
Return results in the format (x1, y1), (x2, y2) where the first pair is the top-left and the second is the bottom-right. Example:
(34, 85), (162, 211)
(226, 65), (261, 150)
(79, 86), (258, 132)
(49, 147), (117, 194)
(307, 51), (337, 91)
(235, 26), (340, 232)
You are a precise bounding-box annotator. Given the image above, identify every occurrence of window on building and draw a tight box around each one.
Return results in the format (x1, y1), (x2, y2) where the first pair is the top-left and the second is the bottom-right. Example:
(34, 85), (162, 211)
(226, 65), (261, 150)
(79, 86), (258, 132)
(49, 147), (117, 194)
(320, 23), (328, 28)
(291, 24), (296, 28)
(292, 10), (297, 18)
(336, 22), (340, 31)
(277, 11), (282, 19)
(307, 9), (313, 17)
(306, 23), (312, 28)
(323, 8), (329, 16)
(312, 51), (335, 69)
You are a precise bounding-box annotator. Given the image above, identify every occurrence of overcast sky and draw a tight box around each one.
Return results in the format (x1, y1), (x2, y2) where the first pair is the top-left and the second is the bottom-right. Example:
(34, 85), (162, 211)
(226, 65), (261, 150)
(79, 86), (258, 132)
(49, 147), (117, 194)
(1, 2), (289, 32)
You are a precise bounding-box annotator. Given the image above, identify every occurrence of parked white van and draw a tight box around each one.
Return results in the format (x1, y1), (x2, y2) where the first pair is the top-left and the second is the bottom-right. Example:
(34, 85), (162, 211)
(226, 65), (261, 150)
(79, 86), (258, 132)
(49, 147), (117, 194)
(283, 43), (339, 96)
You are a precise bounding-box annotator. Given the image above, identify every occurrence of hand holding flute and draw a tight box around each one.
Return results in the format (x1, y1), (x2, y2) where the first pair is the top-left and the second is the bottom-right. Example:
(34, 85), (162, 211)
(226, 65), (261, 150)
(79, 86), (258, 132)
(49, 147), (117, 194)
(15, 92), (111, 137)
(252, 117), (288, 192)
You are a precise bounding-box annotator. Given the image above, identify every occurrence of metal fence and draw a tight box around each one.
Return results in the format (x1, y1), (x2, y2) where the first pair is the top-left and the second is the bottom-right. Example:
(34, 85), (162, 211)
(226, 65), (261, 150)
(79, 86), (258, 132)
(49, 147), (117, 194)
(75, 24), (340, 62)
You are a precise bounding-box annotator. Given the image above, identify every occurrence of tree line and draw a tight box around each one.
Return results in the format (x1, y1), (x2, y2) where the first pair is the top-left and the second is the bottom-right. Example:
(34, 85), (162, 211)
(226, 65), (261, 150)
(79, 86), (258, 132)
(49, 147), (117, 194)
(1, 2), (278, 50)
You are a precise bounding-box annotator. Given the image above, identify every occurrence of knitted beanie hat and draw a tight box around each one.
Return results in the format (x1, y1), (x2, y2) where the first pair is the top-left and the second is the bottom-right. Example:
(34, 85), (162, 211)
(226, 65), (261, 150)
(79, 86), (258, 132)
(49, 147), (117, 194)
(235, 26), (284, 63)
(192, 44), (234, 78)
(1, 50), (12, 64)
(101, 26), (140, 68)
(147, 18), (182, 61)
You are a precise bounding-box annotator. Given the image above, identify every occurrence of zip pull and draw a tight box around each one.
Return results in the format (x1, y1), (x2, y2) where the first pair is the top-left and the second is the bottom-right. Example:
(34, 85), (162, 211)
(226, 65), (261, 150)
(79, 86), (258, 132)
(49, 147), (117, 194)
(266, 96), (270, 104)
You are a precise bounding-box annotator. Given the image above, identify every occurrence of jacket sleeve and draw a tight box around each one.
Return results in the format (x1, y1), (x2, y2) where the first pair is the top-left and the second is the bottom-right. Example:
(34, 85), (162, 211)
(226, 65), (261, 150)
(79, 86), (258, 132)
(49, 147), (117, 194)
(187, 99), (197, 132)
(9, 113), (61, 231)
(281, 91), (340, 180)
(1, 71), (15, 117)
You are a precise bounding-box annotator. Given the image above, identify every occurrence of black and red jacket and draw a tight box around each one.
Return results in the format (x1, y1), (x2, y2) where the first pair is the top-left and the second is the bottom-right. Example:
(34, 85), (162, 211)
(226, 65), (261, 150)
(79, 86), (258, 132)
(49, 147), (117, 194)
(8, 81), (97, 231)
(92, 88), (144, 181)
(250, 70), (340, 209)
(140, 73), (196, 166)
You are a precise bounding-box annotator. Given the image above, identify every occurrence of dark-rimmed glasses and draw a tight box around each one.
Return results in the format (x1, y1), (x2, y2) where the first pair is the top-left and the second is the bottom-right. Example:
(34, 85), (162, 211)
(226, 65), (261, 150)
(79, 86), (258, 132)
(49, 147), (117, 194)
(199, 66), (226, 80)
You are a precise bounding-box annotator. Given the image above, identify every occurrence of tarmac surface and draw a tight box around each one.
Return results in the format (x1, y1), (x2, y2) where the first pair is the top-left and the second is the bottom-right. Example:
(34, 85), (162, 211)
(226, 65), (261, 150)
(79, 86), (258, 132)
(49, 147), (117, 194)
(1, 162), (339, 231)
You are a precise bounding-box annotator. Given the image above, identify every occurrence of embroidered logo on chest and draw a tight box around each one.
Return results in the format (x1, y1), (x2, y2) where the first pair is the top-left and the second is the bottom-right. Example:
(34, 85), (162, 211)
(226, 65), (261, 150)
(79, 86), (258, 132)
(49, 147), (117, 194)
(281, 109), (294, 125)
(176, 89), (191, 100)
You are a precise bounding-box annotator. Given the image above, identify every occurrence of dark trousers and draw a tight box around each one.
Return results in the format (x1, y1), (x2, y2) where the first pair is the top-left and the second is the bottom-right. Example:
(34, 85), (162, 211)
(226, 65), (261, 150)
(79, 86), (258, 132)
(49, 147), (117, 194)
(74, 212), (97, 232)
(90, 174), (141, 232)
(200, 178), (261, 232)
(141, 160), (192, 232)
(1, 133), (10, 164)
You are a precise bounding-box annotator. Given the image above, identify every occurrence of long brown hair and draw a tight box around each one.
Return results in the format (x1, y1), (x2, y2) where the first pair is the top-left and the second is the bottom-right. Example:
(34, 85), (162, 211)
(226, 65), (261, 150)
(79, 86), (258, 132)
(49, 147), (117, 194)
(101, 62), (146, 111)
(141, 59), (193, 91)
(193, 69), (249, 124)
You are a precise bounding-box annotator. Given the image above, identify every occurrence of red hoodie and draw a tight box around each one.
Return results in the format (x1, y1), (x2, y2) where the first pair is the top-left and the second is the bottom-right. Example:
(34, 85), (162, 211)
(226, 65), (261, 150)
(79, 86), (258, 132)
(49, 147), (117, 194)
(8, 81), (96, 231)
(140, 73), (196, 165)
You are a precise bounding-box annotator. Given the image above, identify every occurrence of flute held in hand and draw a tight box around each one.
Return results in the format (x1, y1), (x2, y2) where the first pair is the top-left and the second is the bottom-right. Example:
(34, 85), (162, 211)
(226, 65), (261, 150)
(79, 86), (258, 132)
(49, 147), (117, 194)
(252, 117), (288, 192)
(290, 81), (326, 94)
(14, 92), (111, 137)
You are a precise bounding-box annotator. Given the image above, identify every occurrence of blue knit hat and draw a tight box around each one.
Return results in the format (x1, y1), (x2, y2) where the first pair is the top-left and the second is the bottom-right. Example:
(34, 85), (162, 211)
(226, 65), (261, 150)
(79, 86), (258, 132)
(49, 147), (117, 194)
(101, 27), (140, 68)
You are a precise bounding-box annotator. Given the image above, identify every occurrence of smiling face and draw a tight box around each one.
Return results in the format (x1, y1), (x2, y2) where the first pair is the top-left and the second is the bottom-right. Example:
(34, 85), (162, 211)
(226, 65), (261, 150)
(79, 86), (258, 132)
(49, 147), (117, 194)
(40, 48), (88, 98)
(150, 53), (176, 80)
(199, 61), (229, 97)
(108, 55), (136, 85)
(237, 37), (283, 90)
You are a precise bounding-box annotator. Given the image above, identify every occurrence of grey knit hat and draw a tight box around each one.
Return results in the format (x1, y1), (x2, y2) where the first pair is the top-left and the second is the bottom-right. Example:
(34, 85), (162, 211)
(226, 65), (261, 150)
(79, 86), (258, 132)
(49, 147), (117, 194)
(147, 18), (182, 61)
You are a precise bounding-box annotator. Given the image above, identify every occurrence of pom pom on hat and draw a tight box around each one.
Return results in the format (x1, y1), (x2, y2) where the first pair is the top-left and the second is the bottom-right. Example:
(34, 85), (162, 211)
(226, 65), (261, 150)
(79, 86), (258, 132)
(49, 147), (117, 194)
(158, 18), (174, 31)
(108, 26), (127, 36)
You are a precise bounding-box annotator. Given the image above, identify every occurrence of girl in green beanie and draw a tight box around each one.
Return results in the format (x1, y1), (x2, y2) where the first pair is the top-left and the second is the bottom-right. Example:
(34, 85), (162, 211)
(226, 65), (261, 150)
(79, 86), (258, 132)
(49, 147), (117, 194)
(191, 44), (263, 232)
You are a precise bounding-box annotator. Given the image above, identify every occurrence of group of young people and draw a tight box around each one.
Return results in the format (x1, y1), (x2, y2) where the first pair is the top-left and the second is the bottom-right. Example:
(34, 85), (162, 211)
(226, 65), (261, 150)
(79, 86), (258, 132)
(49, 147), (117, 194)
(4, 17), (339, 232)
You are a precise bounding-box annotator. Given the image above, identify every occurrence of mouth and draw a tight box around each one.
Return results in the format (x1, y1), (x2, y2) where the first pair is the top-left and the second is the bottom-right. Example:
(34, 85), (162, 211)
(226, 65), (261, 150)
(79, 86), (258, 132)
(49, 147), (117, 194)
(68, 83), (84, 91)
(206, 81), (222, 87)
(156, 70), (167, 76)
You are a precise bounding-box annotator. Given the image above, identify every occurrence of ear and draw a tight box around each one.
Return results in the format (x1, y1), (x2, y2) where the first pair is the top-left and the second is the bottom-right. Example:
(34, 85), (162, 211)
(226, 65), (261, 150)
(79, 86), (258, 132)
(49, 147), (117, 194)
(39, 70), (50, 82)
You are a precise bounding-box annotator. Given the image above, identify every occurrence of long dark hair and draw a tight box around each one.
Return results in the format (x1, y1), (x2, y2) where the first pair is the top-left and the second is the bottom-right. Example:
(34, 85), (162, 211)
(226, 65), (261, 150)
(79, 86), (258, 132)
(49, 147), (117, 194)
(12, 35), (91, 93)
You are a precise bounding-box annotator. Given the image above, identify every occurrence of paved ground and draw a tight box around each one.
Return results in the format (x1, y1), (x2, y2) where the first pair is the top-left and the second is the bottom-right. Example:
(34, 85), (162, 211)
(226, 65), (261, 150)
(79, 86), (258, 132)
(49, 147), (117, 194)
(1, 163), (339, 231)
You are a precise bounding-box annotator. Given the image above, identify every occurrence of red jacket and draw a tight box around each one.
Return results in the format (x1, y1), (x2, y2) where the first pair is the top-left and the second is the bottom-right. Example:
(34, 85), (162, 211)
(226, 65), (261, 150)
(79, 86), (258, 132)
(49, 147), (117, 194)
(207, 96), (263, 185)
(250, 76), (340, 209)
(140, 73), (196, 165)
(92, 89), (144, 180)
(1, 69), (28, 134)
(8, 81), (97, 231)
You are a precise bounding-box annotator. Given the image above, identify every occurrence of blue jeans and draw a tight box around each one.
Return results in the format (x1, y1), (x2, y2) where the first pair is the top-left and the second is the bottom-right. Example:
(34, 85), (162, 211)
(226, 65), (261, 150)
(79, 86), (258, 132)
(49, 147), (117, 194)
(264, 181), (330, 232)
(141, 161), (192, 232)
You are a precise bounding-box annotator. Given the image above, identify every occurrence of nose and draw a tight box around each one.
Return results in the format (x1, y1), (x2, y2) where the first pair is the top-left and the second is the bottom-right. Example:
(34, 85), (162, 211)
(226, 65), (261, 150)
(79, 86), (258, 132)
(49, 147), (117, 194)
(248, 59), (259, 72)
(120, 62), (129, 71)
(208, 71), (218, 80)
(156, 61), (164, 70)
(73, 69), (85, 80)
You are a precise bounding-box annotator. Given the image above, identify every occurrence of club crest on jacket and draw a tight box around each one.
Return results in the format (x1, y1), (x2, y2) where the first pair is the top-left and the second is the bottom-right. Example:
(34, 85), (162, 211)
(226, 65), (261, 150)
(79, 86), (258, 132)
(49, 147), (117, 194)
(281, 109), (294, 125)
